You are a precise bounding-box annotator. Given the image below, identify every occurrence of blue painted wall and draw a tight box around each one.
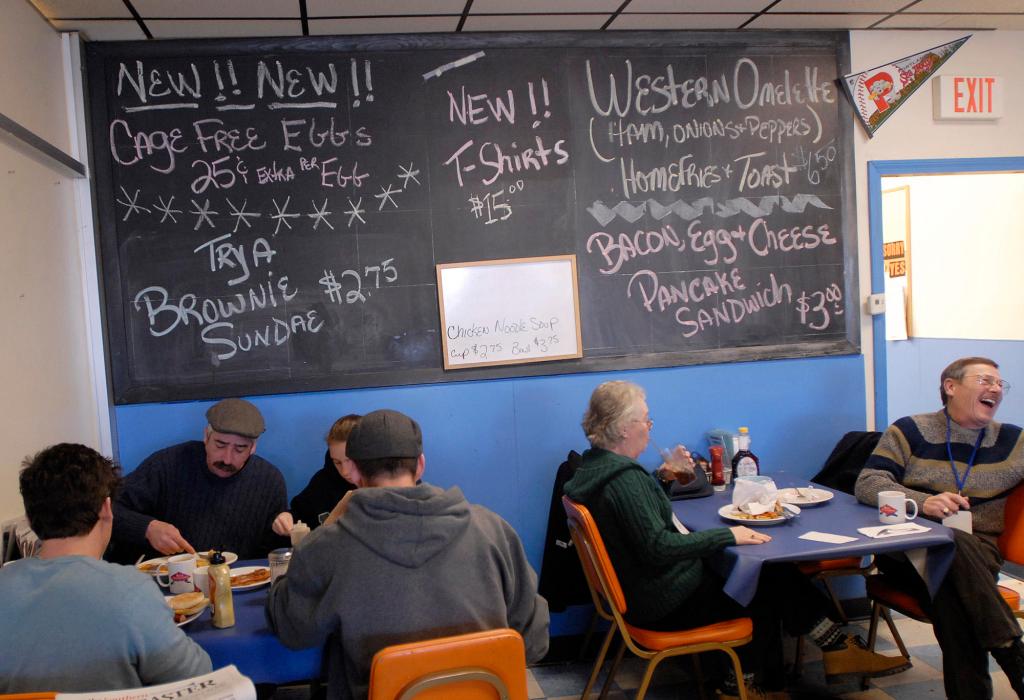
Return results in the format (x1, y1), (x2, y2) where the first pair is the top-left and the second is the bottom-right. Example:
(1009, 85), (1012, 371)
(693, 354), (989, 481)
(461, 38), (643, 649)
(114, 353), (866, 633)
(887, 338), (1024, 426)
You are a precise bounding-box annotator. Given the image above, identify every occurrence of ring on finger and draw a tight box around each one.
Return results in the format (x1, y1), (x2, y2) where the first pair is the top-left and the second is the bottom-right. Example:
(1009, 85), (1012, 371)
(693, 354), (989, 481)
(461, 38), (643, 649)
(942, 507), (950, 515)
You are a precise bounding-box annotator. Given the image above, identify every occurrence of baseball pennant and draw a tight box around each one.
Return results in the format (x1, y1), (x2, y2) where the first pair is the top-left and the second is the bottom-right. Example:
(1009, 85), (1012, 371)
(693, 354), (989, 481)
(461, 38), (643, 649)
(842, 35), (970, 137)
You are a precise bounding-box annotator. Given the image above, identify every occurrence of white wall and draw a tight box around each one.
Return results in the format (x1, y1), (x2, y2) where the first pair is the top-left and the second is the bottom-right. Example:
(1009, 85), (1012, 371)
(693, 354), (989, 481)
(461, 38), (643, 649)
(851, 29), (1024, 427)
(0, 2), (102, 521)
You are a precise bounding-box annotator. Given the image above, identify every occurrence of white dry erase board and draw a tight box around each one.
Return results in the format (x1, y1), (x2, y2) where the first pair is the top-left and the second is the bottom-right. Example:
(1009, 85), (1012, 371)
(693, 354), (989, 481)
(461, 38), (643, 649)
(437, 255), (583, 370)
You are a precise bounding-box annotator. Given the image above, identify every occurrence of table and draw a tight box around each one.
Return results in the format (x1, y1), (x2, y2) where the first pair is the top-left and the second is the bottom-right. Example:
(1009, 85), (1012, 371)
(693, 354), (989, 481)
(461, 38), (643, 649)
(181, 560), (322, 685)
(672, 477), (956, 606)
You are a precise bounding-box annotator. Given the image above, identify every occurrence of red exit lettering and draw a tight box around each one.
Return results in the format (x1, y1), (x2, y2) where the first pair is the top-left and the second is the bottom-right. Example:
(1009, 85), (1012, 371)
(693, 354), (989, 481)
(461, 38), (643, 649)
(954, 77), (996, 113)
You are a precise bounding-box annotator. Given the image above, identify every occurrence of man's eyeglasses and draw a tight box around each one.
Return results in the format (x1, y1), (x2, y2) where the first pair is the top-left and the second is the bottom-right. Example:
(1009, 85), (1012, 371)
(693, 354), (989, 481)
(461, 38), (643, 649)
(631, 417), (654, 428)
(965, 374), (1011, 394)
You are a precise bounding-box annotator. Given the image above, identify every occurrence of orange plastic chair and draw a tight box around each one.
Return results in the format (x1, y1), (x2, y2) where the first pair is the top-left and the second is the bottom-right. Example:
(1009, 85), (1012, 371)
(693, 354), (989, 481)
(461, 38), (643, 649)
(866, 484), (1024, 670)
(562, 495), (753, 700)
(0, 694), (57, 700)
(367, 628), (528, 700)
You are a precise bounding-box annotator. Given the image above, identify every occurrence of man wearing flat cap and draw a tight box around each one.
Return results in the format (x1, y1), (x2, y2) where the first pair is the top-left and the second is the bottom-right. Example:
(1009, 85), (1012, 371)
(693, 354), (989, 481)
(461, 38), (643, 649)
(267, 409), (549, 700)
(111, 398), (291, 561)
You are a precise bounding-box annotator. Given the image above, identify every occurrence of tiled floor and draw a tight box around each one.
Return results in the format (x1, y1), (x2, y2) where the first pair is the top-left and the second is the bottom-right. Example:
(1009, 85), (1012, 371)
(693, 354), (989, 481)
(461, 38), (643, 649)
(524, 614), (1019, 699)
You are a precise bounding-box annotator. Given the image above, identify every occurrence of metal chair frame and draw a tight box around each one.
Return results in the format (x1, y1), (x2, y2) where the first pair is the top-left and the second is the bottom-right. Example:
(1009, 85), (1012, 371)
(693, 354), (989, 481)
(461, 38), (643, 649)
(562, 495), (753, 700)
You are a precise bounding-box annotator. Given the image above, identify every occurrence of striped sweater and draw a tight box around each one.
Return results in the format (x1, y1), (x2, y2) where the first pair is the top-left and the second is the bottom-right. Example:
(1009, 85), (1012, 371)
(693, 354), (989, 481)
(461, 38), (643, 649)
(563, 447), (735, 625)
(855, 411), (1024, 535)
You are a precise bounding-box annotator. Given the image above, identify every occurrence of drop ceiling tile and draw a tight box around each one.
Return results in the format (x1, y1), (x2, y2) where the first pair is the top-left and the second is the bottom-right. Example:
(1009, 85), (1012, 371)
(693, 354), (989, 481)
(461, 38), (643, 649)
(308, 16), (459, 33)
(472, 0), (623, 11)
(146, 19), (303, 39)
(872, 13), (956, 27)
(132, 0), (297, 18)
(31, 0), (130, 19)
(610, 12), (750, 28)
(911, 0), (1024, 11)
(50, 19), (146, 39)
(772, 0), (907, 10)
(625, 0), (770, 10)
(748, 12), (884, 27)
(462, 13), (609, 30)
(879, 12), (1024, 27)
(307, 0), (465, 16)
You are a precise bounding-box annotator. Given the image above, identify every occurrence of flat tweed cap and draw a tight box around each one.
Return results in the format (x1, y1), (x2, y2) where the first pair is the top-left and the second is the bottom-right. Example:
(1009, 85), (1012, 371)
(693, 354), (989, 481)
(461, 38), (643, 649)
(206, 398), (265, 438)
(347, 409), (422, 460)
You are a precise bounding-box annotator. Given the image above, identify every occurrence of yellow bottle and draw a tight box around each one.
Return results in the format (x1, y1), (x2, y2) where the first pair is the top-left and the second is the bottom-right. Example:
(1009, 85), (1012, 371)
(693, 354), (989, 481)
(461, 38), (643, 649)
(208, 550), (235, 628)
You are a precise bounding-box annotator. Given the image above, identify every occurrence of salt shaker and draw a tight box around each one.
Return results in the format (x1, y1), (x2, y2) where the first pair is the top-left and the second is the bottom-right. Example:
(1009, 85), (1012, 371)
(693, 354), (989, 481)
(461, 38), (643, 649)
(269, 547), (292, 584)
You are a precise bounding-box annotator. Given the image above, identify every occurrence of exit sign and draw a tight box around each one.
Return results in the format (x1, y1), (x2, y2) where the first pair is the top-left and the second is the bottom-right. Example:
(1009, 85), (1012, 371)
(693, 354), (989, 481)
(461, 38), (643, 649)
(933, 75), (1003, 120)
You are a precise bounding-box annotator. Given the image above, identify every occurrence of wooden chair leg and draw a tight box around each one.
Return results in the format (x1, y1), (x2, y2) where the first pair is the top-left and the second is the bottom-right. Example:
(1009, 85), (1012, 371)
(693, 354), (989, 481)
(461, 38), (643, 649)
(597, 639), (626, 700)
(580, 624), (617, 699)
(692, 654), (707, 700)
(790, 635), (805, 680)
(578, 609), (601, 662)
(821, 577), (849, 623)
(880, 608), (910, 658)
(723, 647), (748, 700)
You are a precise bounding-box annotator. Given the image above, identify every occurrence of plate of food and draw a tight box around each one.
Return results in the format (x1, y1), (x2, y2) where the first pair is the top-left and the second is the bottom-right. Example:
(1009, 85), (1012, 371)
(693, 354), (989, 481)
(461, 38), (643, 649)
(165, 591), (208, 627)
(230, 566), (271, 591)
(138, 551), (238, 575)
(777, 487), (834, 507)
(718, 502), (799, 526)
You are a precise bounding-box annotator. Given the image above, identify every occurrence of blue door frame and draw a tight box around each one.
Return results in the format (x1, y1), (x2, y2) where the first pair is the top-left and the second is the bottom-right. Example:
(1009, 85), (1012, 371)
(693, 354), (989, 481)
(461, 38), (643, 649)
(867, 156), (1024, 428)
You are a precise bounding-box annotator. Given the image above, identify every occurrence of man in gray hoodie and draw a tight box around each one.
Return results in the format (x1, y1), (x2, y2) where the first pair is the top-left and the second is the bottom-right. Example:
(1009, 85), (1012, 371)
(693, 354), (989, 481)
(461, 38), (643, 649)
(266, 409), (549, 700)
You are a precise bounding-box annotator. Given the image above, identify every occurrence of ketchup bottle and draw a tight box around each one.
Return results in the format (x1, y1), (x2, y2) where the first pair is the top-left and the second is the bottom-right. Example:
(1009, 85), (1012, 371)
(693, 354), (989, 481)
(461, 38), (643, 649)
(709, 445), (725, 491)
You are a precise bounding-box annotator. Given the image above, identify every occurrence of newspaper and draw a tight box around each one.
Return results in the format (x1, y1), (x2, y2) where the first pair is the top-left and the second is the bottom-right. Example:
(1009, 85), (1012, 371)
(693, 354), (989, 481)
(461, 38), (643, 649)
(55, 665), (255, 700)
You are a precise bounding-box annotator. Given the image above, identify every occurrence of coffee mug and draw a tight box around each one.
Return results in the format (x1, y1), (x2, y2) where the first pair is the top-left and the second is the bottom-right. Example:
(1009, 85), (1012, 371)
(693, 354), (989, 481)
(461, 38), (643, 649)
(157, 553), (196, 594)
(877, 490), (918, 524)
(193, 566), (210, 596)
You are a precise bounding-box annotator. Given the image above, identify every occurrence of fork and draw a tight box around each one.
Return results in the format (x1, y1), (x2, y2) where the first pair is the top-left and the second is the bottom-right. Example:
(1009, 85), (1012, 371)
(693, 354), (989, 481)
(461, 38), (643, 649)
(875, 524), (917, 536)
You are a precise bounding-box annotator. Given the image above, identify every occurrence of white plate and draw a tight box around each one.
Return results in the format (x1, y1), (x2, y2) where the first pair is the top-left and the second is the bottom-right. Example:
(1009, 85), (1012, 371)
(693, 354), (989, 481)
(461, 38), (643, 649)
(164, 596), (207, 627)
(718, 503), (799, 526)
(137, 551), (238, 576)
(230, 565), (271, 591)
(777, 487), (834, 507)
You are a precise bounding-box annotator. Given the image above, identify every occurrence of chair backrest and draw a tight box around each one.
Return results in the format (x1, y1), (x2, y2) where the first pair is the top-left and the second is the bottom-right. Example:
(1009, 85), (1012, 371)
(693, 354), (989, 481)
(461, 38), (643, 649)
(561, 496), (628, 616)
(999, 483), (1024, 565)
(367, 628), (527, 700)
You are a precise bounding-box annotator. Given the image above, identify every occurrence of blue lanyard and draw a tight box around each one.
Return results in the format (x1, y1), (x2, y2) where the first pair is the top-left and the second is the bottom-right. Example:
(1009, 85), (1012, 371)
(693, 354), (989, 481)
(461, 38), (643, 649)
(945, 410), (985, 494)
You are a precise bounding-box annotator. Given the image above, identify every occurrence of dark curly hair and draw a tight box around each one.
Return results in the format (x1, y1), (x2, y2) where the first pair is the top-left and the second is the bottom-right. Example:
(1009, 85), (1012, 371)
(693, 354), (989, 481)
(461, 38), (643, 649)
(19, 443), (122, 540)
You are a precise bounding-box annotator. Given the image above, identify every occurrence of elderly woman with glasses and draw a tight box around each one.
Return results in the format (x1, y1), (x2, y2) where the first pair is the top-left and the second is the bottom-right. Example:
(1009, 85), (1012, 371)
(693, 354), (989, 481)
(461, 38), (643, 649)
(564, 380), (910, 699)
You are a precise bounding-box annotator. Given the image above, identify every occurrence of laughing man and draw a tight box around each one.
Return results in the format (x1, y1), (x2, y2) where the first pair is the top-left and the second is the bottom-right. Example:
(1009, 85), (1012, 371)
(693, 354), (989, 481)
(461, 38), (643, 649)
(856, 356), (1024, 700)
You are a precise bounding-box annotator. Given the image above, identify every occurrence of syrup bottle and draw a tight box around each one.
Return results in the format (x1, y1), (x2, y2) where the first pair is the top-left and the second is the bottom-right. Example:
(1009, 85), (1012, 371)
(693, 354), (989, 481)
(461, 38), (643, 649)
(731, 426), (761, 478)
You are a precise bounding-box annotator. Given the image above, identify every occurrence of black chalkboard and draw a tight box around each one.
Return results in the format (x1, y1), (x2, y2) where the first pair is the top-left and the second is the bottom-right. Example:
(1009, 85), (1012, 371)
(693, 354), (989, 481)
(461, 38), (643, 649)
(85, 32), (859, 404)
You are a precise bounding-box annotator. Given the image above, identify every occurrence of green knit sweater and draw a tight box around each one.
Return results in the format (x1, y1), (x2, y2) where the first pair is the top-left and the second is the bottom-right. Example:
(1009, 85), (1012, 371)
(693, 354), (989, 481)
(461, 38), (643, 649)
(563, 447), (736, 625)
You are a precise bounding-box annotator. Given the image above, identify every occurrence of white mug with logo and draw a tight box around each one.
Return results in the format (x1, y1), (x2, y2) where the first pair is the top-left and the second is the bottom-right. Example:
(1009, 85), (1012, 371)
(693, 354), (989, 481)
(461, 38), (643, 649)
(157, 553), (196, 594)
(877, 490), (919, 524)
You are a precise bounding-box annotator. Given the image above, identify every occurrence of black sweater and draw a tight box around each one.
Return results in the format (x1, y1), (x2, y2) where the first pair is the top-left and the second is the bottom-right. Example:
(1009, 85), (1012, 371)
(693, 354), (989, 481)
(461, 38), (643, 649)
(289, 449), (355, 529)
(111, 441), (289, 562)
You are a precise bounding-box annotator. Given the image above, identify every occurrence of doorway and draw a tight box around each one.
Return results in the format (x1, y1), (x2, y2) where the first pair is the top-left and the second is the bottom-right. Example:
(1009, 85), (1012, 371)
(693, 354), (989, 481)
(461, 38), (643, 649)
(868, 157), (1024, 428)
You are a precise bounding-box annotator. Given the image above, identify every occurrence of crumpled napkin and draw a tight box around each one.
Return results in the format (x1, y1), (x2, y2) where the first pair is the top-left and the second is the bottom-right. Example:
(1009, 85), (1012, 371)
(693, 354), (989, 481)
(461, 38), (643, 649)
(732, 476), (779, 515)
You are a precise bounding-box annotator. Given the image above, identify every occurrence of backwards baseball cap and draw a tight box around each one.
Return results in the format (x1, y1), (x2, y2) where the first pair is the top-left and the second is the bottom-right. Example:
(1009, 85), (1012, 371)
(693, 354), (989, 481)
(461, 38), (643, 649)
(205, 398), (265, 439)
(346, 409), (422, 460)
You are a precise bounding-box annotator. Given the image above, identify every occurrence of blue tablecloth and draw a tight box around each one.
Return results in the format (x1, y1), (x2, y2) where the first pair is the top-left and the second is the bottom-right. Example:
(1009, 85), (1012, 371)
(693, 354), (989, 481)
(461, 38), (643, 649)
(672, 477), (956, 606)
(182, 560), (322, 685)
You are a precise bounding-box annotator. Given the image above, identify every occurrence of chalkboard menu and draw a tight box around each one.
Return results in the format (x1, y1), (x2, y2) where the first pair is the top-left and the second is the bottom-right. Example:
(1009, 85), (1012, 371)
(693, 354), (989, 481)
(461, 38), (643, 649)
(85, 32), (859, 404)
